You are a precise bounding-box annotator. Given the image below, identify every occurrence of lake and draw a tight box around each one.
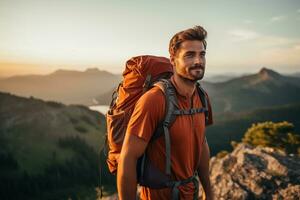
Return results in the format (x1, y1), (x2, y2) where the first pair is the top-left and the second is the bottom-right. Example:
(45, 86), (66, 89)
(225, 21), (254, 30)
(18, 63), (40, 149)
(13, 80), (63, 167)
(89, 105), (109, 115)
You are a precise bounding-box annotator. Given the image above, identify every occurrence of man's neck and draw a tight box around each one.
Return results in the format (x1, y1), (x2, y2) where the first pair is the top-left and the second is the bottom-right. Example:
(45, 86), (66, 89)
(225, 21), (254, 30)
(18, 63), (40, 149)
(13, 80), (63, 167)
(173, 73), (196, 97)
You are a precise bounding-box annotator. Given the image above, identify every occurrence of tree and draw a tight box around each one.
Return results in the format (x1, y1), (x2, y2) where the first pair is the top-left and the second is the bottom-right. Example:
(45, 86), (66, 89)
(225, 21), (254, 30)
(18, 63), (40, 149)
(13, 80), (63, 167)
(242, 121), (300, 154)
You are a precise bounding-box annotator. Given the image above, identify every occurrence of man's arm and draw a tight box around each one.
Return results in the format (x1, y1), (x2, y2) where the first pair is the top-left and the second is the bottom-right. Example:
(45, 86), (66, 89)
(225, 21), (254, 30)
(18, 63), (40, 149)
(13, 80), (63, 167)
(198, 138), (214, 200)
(117, 133), (148, 200)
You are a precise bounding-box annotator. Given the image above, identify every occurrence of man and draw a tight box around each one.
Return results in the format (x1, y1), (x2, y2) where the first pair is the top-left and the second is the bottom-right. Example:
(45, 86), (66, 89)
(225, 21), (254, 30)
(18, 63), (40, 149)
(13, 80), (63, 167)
(117, 26), (214, 200)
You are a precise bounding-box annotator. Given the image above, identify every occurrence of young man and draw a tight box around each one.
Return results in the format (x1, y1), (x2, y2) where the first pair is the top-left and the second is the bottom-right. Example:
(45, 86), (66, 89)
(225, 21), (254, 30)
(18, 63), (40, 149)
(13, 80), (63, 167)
(117, 26), (214, 200)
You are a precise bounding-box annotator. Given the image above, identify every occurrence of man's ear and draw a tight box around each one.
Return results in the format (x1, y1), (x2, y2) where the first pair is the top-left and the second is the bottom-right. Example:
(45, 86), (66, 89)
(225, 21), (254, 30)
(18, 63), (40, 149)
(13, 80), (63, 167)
(170, 55), (175, 67)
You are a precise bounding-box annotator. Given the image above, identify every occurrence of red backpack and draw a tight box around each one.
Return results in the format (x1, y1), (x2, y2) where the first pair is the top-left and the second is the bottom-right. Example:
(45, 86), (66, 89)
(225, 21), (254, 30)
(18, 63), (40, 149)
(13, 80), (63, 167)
(105, 55), (173, 173)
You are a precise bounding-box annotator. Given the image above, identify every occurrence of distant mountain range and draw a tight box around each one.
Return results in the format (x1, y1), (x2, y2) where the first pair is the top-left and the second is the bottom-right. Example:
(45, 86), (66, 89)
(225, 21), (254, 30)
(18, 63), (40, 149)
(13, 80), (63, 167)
(201, 68), (300, 113)
(0, 68), (121, 106)
(98, 68), (300, 113)
(290, 72), (300, 78)
(202, 74), (242, 83)
(1, 67), (300, 114)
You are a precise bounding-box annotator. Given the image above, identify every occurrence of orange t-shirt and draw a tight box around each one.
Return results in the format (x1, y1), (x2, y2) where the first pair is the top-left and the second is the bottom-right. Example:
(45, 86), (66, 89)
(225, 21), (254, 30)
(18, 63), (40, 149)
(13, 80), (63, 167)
(126, 76), (213, 200)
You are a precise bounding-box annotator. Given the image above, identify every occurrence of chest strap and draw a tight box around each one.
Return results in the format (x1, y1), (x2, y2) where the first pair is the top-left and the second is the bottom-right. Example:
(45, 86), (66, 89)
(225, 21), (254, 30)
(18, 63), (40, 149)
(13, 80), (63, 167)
(173, 107), (208, 115)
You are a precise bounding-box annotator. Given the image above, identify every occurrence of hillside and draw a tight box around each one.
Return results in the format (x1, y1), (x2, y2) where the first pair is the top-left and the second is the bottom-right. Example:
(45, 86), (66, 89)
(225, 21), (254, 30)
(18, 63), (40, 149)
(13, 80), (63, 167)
(0, 68), (121, 106)
(0, 92), (114, 199)
(206, 103), (300, 155)
(290, 72), (300, 78)
(202, 73), (241, 83)
(203, 68), (300, 113)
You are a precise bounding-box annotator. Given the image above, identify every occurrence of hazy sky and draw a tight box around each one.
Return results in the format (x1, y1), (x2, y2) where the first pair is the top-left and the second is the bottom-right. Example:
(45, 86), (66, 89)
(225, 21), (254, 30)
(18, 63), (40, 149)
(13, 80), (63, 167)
(1, 0), (300, 77)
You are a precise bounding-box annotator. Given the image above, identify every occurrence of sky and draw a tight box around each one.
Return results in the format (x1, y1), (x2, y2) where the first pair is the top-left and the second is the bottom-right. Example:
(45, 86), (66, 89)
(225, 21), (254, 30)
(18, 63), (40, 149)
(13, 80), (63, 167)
(0, 0), (300, 77)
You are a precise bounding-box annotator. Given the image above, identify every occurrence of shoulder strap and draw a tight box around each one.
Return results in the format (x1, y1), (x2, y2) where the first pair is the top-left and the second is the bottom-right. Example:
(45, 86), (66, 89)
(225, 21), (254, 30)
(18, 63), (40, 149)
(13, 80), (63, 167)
(107, 82), (122, 115)
(151, 79), (178, 141)
(196, 82), (209, 125)
(151, 79), (178, 175)
(158, 79), (179, 126)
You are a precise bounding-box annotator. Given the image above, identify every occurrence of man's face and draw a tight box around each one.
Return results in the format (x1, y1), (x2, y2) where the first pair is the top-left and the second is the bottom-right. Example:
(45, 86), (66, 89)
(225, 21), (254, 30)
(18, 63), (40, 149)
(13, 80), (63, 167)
(171, 40), (206, 82)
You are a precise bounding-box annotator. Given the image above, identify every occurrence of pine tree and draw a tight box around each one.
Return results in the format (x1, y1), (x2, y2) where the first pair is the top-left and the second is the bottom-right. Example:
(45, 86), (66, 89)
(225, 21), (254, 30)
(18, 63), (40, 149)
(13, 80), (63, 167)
(242, 121), (300, 154)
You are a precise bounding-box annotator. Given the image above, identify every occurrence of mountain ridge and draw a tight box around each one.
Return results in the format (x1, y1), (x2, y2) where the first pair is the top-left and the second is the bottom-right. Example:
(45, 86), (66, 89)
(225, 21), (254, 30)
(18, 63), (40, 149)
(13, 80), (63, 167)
(0, 68), (122, 106)
(203, 68), (300, 113)
(1, 67), (300, 112)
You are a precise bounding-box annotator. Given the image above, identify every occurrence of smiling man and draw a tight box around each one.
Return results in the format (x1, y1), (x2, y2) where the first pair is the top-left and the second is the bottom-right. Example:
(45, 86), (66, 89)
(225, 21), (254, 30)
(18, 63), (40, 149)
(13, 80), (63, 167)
(117, 26), (214, 200)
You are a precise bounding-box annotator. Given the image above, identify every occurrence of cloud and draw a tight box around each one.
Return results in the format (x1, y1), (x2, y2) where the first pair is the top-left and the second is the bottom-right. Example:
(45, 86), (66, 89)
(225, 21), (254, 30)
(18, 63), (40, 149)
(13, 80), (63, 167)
(228, 29), (260, 41)
(270, 15), (286, 22)
(297, 9), (300, 13)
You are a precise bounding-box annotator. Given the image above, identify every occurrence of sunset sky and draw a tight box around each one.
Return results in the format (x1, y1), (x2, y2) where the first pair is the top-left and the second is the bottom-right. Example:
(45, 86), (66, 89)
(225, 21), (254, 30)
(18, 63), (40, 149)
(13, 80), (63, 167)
(1, 0), (300, 77)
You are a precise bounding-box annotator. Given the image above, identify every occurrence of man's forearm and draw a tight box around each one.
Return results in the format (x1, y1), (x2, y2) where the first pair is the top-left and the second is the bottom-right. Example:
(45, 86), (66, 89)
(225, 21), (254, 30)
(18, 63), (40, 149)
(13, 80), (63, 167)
(198, 166), (212, 198)
(198, 140), (213, 199)
(117, 155), (138, 200)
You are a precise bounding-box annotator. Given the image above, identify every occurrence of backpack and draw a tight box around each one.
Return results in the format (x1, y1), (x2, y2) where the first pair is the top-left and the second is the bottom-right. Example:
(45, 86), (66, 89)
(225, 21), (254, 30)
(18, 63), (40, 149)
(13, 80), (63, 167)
(104, 55), (210, 199)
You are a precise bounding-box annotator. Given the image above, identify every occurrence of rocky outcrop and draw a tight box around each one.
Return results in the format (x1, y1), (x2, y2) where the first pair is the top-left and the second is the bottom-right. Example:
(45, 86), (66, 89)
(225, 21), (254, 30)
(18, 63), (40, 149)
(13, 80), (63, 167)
(210, 143), (300, 200)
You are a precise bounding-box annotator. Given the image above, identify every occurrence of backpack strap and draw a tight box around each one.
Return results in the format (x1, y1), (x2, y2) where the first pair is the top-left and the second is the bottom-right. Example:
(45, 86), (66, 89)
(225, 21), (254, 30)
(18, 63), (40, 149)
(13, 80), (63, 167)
(196, 82), (210, 125)
(137, 79), (177, 182)
(173, 107), (207, 115)
(154, 79), (178, 176)
(165, 172), (199, 200)
(107, 82), (123, 115)
(143, 74), (152, 92)
(151, 80), (210, 175)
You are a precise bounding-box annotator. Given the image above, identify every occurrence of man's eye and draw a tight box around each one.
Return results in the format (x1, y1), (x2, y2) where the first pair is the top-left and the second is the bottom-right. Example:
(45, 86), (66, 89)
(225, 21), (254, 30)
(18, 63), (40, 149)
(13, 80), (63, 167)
(185, 54), (193, 58)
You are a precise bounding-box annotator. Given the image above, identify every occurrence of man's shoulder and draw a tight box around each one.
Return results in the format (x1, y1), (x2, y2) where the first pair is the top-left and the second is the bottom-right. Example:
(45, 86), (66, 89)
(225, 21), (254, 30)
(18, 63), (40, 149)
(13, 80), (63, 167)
(139, 85), (166, 103)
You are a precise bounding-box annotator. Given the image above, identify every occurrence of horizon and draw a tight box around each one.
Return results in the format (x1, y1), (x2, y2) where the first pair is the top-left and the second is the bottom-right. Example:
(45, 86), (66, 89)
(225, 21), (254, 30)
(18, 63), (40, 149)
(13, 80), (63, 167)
(0, 65), (299, 79)
(1, 0), (300, 77)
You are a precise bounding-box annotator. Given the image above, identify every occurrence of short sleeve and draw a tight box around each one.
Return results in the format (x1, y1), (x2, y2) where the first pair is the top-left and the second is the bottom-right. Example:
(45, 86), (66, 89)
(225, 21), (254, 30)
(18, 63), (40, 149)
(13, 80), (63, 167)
(125, 87), (166, 142)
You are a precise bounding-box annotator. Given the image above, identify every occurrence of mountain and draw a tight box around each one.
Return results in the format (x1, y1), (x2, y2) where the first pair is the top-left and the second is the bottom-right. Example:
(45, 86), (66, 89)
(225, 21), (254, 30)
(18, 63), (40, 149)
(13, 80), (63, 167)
(96, 87), (117, 105)
(0, 92), (114, 199)
(289, 72), (300, 78)
(0, 68), (122, 106)
(96, 68), (300, 113)
(202, 74), (241, 83)
(206, 103), (300, 156)
(201, 68), (300, 113)
(210, 143), (300, 200)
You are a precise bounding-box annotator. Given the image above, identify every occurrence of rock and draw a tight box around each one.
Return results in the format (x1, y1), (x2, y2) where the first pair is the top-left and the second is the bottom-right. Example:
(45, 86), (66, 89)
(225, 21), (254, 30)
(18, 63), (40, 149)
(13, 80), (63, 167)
(209, 143), (300, 200)
(273, 185), (300, 200)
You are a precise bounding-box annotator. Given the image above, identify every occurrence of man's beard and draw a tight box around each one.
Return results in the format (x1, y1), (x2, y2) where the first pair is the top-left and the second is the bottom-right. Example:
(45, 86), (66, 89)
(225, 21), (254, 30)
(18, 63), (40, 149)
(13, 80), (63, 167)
(186, 64), (205, 82)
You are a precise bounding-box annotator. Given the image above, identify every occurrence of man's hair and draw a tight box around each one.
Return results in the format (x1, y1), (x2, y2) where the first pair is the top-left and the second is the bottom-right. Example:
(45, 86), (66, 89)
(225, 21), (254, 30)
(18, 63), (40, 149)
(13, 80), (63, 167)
(169, 26), (207, 57)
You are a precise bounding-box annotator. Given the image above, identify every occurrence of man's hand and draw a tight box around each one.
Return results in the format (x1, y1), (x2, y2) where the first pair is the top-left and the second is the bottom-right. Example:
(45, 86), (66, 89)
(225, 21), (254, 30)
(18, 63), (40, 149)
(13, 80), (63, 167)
(117, 133), (148, 200)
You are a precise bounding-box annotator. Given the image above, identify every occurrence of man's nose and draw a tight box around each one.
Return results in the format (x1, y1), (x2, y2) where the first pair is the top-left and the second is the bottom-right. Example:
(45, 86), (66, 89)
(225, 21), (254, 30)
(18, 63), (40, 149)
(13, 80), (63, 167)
(194, 56), (203, 65)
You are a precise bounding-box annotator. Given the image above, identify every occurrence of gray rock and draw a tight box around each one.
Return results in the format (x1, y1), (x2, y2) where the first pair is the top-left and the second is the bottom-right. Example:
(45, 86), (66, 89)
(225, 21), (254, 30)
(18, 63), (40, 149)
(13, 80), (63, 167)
(209, 143), (300, 200)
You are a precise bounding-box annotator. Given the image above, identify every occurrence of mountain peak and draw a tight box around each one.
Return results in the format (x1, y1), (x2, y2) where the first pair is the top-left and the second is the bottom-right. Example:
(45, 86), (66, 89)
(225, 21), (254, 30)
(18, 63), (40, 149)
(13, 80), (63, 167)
(52, 68), (106, 75)
(258, 67), (281, 80)
(52, 69), (79, 75)
(84, 68), (100, 73)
